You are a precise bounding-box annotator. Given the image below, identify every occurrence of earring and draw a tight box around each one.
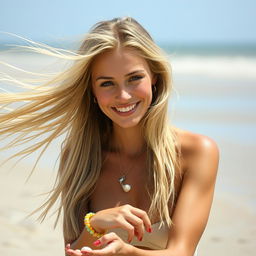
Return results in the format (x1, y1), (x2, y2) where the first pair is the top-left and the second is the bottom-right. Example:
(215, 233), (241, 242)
(152, 84), (157, 94)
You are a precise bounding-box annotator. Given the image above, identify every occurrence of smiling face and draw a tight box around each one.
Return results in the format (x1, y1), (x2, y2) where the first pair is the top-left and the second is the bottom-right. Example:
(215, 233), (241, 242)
(91, 47), (156, 129)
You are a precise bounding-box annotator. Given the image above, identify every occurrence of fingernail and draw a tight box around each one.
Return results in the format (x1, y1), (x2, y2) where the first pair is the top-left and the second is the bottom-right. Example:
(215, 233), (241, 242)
(148, 227), (152, 233)
(139, 237), (142, 241)
(81, 251), (91, 255)
(93, 240), (101, 246)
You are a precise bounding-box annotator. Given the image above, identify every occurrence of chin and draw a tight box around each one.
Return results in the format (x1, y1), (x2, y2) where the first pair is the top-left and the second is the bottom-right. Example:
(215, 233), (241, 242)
(114, 118), (142, 129)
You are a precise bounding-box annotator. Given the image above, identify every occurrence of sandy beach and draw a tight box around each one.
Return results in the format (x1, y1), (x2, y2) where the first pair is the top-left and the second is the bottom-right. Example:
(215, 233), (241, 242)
(0, 160), (63, 256)
(0, 52), (256, 255)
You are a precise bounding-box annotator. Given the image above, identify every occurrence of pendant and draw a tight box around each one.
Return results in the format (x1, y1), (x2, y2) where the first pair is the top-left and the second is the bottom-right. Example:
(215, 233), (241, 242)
(119, 175), (131, 192)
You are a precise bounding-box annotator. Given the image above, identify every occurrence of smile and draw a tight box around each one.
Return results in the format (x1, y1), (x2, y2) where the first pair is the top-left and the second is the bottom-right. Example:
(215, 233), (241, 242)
(115, 103), (136, 112)
(112, 102), (140, 114)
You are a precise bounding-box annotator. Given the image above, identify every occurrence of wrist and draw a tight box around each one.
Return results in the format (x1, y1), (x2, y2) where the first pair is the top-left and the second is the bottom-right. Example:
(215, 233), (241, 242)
(123, 243), (135, 256)
(84, 212), (105, 238)
(90, 214), (106, 234)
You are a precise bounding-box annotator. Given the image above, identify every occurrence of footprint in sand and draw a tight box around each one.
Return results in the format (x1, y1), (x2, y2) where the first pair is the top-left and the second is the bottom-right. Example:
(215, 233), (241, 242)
(211, 236), (222, 242)
(237, 238), (248, 244)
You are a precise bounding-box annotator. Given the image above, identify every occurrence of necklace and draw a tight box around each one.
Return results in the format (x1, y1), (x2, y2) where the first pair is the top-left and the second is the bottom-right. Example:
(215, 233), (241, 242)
(117, 148), (146, 193)
(119, 175), (132, 192)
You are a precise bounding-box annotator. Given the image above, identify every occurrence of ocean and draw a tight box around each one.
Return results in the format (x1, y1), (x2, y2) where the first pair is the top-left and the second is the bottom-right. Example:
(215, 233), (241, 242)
(0, 43), (256, 215)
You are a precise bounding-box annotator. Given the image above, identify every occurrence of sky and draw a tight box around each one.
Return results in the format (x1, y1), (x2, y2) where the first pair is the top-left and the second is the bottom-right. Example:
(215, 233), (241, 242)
(0, 0), (256, 44)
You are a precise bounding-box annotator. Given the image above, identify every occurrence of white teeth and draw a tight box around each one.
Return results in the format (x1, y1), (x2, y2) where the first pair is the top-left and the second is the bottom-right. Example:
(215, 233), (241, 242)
(115, 103), (136, 113)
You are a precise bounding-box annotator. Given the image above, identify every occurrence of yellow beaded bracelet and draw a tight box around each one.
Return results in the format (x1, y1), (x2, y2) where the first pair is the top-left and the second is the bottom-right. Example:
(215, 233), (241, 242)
(84, 212), (104, 238)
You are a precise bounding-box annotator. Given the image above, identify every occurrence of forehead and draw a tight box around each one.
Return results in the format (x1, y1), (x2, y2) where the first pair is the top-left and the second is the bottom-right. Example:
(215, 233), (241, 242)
(91, 48), (151, 78)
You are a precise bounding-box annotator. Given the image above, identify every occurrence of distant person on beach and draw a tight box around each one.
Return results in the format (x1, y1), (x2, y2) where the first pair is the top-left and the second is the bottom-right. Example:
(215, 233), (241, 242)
(0, 17), (219, 256)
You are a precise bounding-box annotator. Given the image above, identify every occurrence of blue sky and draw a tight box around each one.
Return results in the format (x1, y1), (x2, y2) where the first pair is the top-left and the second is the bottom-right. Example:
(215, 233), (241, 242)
(0, 0), (256, 44)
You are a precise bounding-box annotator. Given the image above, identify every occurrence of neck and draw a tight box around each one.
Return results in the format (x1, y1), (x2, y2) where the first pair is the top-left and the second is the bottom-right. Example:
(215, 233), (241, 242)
(111, 124), (146, 157)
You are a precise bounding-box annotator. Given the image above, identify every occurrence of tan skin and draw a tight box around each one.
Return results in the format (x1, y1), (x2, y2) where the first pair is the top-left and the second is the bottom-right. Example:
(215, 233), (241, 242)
(65, 48), (219, 256)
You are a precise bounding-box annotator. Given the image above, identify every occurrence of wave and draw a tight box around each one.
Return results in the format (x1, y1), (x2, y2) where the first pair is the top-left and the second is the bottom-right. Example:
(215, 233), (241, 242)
(170, 55), (256, 79)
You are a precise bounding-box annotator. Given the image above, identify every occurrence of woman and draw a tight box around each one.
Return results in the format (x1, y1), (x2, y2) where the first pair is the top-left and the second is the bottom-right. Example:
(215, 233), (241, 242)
(0, 17), (219, 256)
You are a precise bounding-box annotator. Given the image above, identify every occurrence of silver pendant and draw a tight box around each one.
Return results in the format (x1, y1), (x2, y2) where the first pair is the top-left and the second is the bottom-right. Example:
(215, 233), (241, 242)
(119, 175), (131, 192)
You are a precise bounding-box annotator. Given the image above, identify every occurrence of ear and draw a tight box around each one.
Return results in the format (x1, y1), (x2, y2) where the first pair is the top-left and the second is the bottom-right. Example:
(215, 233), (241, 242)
(152, 74), (157, 85)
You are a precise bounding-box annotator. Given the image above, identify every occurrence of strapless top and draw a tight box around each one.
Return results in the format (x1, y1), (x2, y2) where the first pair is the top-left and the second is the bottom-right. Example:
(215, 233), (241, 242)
(108, 221), (198, 255)
(108, 221), (169, 250)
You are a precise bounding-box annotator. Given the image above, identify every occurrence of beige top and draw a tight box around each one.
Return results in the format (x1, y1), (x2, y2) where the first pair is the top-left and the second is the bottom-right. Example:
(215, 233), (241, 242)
(108, 221), (198, 255)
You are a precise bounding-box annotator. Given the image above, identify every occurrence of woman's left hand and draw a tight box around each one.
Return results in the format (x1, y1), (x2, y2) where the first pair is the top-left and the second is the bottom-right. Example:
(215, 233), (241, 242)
(65, 243), (84, 256)
(65, 232), (132, 256)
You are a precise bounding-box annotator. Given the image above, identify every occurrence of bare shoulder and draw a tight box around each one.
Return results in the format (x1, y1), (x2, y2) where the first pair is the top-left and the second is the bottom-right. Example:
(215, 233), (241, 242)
(174, 127), (219, 156)
(173, 127), (219, 179)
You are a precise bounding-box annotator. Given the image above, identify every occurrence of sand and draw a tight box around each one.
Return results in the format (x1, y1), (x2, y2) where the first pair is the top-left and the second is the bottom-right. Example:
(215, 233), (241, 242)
(0, 160), (63, 256)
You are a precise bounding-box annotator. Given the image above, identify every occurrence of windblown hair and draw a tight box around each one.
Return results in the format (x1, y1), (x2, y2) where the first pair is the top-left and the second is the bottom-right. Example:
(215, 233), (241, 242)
(0, 17), (178, 243)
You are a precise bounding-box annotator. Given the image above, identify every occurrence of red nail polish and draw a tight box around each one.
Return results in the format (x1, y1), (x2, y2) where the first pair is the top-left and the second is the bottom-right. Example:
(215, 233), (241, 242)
(93, 240), (101, 246)
(148, 227), (152, 233)
(139, 237), (142, 241)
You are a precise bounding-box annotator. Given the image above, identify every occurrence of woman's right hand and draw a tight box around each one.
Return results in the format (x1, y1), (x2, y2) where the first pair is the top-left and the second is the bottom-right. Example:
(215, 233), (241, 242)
(90, 204), (152, 242)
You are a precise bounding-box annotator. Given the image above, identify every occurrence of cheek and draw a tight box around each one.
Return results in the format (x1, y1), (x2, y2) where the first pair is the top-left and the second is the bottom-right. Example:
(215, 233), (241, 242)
(136, 82), (153, 101)
(94, 90), (112, 108)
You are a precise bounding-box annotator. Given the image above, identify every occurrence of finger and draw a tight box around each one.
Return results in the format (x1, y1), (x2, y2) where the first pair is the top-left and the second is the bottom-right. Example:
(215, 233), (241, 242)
(81, 233), (119, 256)
(66, 248), (82, 256)
(65, 244), (83, 256)
(130, 207), (152, 233)
(119, 206), (149, 242)
(116, 219), (135, 242)
(94, 232), (118, 247)
(125, 213), (147, 241)
(83, 240), (119, 256)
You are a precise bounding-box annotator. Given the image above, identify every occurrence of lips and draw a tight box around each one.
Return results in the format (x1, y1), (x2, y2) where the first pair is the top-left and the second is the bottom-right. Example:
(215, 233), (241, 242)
(115, 103), (136, 112)
(112, 102), (140, 114)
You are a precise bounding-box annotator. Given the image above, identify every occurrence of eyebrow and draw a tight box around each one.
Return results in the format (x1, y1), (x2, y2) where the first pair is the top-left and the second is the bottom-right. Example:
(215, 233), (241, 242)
(95, 70), (145, 81)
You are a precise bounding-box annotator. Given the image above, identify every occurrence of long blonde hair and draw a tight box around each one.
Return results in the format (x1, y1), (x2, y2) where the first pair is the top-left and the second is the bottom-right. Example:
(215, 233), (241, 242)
(0, 17), (178, 243)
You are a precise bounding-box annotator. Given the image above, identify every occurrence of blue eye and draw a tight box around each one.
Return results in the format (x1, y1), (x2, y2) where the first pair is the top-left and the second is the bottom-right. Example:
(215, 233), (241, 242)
(100, 81), (114, 87)
(129, 75), (143, 82)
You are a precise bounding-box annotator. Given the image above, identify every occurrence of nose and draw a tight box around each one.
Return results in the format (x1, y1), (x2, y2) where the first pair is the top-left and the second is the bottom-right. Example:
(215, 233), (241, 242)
(115, 86), (132, 101)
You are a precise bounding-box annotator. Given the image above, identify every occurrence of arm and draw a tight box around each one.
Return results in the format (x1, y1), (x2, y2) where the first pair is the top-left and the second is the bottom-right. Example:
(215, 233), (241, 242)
(164, 135), (219, 255)
(84, 135), (219, 256)
(65, 205), (152, 256)
(64, 201), (100, 255)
